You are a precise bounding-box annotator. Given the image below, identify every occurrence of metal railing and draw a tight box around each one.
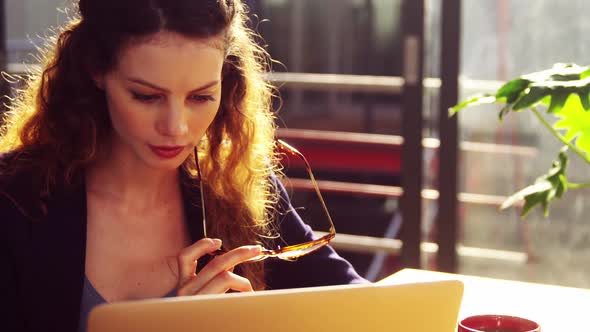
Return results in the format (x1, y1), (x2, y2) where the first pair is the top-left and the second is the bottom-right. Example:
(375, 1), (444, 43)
(267, 71), (505, 95)
(314, 231), (528, 264)
(278, 127), (537, 158)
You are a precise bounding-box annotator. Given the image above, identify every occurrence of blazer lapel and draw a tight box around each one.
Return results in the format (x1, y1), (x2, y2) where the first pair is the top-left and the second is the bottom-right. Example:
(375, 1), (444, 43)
(180, 168), (204, 243)
(29, 179), (87, 331)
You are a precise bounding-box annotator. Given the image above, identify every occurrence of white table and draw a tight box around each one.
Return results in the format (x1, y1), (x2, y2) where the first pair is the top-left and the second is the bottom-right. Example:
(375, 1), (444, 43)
(378, 268), (590, 332)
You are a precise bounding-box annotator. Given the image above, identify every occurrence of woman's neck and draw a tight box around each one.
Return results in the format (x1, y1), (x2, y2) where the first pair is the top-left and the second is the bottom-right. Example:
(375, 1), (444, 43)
(86, 148), (182, 213)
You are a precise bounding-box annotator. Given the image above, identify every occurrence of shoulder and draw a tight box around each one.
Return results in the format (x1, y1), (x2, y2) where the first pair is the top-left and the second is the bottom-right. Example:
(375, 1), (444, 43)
(0, 150), (45, 223)
(0, 150), (29, 195)
(0, 150), (38, 190)
(0, 150), (17, 171)
(268, 171), (292, 208)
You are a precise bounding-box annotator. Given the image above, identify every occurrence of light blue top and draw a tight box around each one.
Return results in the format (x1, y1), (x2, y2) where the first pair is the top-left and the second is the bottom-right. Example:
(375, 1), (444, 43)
(78, 276), (176, 332)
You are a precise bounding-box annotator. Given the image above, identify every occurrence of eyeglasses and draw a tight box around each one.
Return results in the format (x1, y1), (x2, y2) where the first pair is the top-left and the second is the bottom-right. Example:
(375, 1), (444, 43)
(194, 139), (336, 262)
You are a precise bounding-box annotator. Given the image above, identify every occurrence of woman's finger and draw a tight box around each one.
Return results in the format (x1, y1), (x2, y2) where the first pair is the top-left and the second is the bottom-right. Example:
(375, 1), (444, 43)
(179, 245), (261, 295)
(176, 238), (222, 288)
(196, 271), (253, 294)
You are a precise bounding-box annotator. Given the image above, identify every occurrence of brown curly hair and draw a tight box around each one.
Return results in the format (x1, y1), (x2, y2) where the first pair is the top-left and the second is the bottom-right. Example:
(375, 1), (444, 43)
(0, 0), (279, 290)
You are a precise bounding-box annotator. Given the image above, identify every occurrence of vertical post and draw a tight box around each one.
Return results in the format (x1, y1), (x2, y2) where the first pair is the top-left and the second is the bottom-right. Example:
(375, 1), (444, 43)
(0, 0), (7, 115)
(400, 0), (424, 269)
(363, 0), (375, 133)
(436, 0), (461, 272)
(289, 0), (304, 114)
(327, 0), (342, 116)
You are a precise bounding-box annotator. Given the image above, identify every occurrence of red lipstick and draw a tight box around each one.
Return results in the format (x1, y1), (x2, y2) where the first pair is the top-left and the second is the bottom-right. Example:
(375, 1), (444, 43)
(149, 145), (185, 159)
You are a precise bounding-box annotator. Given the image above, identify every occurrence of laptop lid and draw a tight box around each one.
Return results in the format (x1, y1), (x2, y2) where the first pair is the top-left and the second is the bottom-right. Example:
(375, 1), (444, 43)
(88, 280), (463, 332)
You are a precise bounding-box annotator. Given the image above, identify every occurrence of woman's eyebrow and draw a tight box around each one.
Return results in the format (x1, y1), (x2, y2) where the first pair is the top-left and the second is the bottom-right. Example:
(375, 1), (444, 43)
(126, 77), (220, 93)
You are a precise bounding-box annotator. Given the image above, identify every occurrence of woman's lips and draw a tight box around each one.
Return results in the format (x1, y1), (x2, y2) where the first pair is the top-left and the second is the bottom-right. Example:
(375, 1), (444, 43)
(149, 145), (185, 159)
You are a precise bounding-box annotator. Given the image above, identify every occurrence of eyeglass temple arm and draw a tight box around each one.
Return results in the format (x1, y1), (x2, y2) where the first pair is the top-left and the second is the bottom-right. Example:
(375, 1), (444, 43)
(195, 141), (336, 239)
(194, 147), (209, 238)
(276, 139), (336, 234)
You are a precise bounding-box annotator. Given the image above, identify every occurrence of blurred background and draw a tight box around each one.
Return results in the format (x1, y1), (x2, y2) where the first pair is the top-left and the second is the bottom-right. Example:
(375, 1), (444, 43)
(1, 0), (589, 287)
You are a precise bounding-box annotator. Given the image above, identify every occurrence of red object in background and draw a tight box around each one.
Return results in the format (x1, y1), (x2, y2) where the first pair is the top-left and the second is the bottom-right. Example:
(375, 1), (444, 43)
(277, 129), (402, 176)
(458, 315), (541, 332)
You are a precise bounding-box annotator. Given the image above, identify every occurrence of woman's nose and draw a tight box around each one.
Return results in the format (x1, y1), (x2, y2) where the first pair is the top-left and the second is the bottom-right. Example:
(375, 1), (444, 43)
(156, 101), (189, 137)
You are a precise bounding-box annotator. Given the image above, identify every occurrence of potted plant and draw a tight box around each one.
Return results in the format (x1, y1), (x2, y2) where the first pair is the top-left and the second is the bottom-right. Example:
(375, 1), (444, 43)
(451, 63), (590, 218)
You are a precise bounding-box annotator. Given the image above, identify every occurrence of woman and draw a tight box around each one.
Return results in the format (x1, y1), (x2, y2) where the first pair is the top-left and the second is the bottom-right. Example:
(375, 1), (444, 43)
(0, 0), (366, 331)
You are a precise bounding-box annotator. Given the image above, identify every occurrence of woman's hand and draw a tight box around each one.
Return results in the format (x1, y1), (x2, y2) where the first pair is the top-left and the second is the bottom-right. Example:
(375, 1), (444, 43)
(176, 238), (261, 296)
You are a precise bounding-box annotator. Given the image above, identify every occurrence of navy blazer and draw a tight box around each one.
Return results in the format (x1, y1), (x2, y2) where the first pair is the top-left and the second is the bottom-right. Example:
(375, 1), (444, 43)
(0, 155), (366, 332)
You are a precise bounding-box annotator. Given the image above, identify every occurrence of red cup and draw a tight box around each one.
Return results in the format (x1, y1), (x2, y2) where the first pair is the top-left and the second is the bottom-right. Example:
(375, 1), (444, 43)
(458, 315), (541, 332)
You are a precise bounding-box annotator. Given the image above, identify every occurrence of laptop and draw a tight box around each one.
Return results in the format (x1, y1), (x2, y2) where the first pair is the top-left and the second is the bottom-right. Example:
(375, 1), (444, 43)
(88, 280), (463, 332)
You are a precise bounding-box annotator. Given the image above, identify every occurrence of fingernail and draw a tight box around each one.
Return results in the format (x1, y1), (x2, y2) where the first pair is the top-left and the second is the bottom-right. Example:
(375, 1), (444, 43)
(251, 245), (262, 253)
(211, 238), (222, 248)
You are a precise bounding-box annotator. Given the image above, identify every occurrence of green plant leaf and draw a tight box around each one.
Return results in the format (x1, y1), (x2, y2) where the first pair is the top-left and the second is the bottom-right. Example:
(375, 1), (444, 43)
(501, 181), (551, 212)
(495, 78), (531, 103)
(501, 147), (569, 217)
(577, 86), (590, 110)
(548, 90), (569, 113)
(498, 105), (512, 120)
(553, 95), (590, 157)
(521, 190), (549, 217)
(448, 94), (495, 115)
(512, 86), (551, 111)
(452, 63), (590, 120)
(522, 63), (589, 83)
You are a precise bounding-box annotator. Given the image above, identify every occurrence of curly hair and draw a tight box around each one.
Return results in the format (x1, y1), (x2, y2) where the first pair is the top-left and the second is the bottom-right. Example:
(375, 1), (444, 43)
(0, 0), (279, 290)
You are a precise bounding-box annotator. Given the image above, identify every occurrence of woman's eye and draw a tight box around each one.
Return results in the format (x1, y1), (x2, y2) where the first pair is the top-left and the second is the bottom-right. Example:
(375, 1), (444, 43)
(131, 92), (161, 103)
(190, 95), (215, 103)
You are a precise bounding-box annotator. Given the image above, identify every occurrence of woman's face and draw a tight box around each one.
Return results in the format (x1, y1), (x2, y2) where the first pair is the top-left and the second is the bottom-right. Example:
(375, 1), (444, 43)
(98, 31), (225, 170)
